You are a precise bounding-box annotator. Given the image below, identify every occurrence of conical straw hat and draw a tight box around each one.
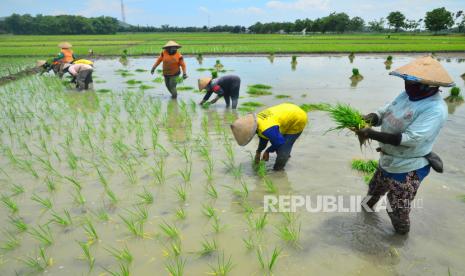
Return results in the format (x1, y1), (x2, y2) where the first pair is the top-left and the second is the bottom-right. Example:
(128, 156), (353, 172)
(390, 56), (455, 87)
(163, 40), (181, 48)
(198, 77), (212, 91)
(230, 114), (257, 146)
(36, 60), (47, 67)
(58, 42), (72, 48)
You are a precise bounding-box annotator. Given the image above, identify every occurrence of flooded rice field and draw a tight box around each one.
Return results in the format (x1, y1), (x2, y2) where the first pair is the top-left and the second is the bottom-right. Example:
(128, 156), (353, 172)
(0, 54), (464, 275)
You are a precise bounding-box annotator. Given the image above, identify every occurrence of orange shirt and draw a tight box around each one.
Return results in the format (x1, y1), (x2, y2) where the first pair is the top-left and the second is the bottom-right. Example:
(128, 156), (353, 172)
(153, 50), (186, 76)
(61, 48), (74, 63)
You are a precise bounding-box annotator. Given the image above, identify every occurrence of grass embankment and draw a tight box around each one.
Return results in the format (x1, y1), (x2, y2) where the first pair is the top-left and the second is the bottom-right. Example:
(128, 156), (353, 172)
(1, 33), (465, 57)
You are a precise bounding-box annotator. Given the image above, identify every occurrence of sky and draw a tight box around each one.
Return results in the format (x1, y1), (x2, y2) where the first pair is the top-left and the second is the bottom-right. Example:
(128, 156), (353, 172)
(0, 0), (463, 27)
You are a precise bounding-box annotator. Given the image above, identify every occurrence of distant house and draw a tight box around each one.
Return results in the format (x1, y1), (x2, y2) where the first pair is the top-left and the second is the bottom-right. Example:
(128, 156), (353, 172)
(302, 28), (306, 36)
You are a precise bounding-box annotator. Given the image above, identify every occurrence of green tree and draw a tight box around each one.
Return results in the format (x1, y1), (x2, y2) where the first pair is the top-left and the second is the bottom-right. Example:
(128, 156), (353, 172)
(368, 18), (385, 32)
(348, 16), (365, 31)
(387, 11), (406, 31)
(425, 7), (454, 32)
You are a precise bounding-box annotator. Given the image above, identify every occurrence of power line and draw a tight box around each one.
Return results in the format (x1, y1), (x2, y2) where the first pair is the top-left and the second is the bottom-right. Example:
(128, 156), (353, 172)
(120, 0), (126, 23)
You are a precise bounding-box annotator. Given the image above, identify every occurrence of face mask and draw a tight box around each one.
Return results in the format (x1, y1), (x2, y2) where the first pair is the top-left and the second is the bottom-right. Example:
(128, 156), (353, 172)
(405, 81), (439, 101)
(167, 48), (177, 55)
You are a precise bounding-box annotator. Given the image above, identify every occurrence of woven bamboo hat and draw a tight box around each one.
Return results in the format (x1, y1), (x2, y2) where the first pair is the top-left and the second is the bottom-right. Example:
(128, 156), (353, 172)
(230, 114), (257, 146)
(198, 77), (212, 91)
(162, 40), (181, 49)
(36, 60), (47, 67)
(58, 42), (72, 48)
(390, 56), (455, 87)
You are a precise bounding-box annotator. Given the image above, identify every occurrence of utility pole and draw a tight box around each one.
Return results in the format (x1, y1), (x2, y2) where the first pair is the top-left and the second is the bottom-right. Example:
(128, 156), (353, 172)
(120, 0), (126, 23)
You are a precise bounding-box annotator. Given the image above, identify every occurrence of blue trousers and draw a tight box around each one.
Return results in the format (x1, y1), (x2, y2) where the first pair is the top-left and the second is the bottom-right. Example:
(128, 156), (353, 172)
(274, 133), (301, 170)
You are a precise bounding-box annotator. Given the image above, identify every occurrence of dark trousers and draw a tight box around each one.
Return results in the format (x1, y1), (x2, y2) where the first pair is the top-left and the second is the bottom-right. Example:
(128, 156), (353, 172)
(366, 169), (421, 234)
(164, 75), (178, 98)
(224, 82), (240, 109)
(274, 133), (301, 170)
(76, 69), (93, 90)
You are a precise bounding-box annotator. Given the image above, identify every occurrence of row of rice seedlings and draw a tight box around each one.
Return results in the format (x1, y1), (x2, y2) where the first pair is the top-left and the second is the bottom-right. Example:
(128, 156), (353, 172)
(209, 252), (234, 276)
(299, 103), (331, 112)
(159, 221), (180, 240)
(165, 257), (186, 276)
(277, 212), (301, 246)
(199, 237), (218, 256)
(50, 209), (73, 227)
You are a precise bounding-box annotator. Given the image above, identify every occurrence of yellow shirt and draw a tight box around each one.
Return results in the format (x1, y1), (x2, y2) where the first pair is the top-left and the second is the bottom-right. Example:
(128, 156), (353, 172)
(257, 103), (308, 138)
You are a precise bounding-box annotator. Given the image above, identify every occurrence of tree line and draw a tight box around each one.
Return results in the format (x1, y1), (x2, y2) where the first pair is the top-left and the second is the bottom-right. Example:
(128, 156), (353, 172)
(0, 8), (464, 35)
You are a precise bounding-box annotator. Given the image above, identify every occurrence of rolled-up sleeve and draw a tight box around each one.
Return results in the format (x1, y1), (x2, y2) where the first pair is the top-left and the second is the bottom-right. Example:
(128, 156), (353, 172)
(400, 109), (445, 147)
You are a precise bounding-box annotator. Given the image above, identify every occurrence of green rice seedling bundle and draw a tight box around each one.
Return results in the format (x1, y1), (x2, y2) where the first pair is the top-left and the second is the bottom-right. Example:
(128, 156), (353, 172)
(351, 159), (378, 174)
(126, 79), (142, 85)
(153, 76), (164, 83)
(257, 246), (282, 273)
(202, 102), (212, 109)
(299, 103), (331, 112)
(135, 68), (147, 72)
(177, 86), (194, 91)
(350, 68), (363, 81)
(327, 103), (370, 146)
(209, 252), (234, 276)
(139, 84), (154, 90)
(247, 87), (272, 96)
(275, 94), (291, 99)
(199, 237), (218, 256)
(445, 87), (464, 103)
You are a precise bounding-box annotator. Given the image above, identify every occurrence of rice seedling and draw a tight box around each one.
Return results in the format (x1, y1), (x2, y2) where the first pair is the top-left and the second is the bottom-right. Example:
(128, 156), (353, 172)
(31, 193), (53, 210)
(139, 84), (154, 90)
(256, 161), (267, 178)
(174, 184), (188, 202)
(230, 181), (249, 200)
(105, 244), (133, 264)
(249, 213), (268, 231)
(135, 68), (148, 72)
(77, 241), (95, 271)
(159, 221), (180, 239)
(211, 215), (224, 233)
(28, 225), (54, 246)
(199, 237), (218, 256)
(50, 209), (72, 227)
(277, 222), (301, 246)
(103, 263), (130, 276)
(177, 86), (194, 91)
(299, 103), (331, 112)
(175, 207), (186, 220)
(275, 94), (291, 99)
(202, 204), (217, 219)
(206, 183), (218, 199)
(256, 246), (282, 273)
(93, 207), (110, 222)
(65, 175), (82, 190)
(9, 216), (28, 232)
(445, 87), (464, 103)
(137, 187), (154, 205)
(152, 157), (166, 185)
(119, 215), (144, 238)
(97, 88), (112, 93)
(10, 183), (25, 196)
(20, 247), (52, 272)
(82, 219), (99, 243)
(126, 205), (149, 222)
(1, 194), (19, 213)
(1, 231), (20, 251)
(153, 76), (164, 83)
(263, 178), (277, 194)
(165, 257), (186, 276)
(105, 186), (118, 205)
(126, 79), (142, 85)
(242, 236), (255, 250)
(45, 177), (57, 193)
(249, 84), (272, 90)
(208, 252), (234, 276)
(202, 102), (212, 109)
(72, 187), (86, 206)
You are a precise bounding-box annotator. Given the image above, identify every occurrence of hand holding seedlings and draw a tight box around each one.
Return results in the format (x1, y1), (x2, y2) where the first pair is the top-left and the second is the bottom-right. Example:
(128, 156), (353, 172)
(262, 151), (269, 162)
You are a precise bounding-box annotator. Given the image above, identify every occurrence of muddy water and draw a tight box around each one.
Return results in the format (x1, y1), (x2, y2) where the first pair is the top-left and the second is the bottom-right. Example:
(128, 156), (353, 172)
(0, 54), (464, 275)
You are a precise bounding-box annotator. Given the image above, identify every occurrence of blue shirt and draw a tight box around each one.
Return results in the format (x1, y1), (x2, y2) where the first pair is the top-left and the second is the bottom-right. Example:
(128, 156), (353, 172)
(375, 92), (447, 173)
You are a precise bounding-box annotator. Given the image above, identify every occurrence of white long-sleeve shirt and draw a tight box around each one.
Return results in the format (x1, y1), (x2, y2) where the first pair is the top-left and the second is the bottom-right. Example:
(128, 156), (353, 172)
(68, 64), (93, 76)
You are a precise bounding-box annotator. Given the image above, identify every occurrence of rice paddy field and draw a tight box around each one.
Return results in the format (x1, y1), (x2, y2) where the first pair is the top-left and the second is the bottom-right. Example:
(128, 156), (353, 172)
(0, 53), (465, 275)
(0, 33), (465, 58)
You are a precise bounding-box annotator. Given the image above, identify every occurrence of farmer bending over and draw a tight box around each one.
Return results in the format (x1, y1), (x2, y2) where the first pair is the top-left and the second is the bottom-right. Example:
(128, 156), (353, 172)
(53, 42), (76, 78)
(230, 103), (308, 170)
(198, 75), (241, 109)
(151, 41), (187, 99)
(356, 56), (453, 234)
(64, 63), (94, 90)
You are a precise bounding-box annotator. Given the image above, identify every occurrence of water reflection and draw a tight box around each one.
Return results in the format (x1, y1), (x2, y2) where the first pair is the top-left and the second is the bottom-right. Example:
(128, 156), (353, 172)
(64, 91), (99, 113)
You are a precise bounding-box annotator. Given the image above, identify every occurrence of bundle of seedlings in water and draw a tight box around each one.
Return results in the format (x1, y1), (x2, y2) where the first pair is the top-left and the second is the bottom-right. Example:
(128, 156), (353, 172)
(445, 87), (464, 103)
(350, 68), (363, 81)
(351, 159), (378, 184)
(211, 70), (218, 79)
(291, 55), (297, 64)
(385, 55), (393, 65)
(214, 60), (224, 70)
(196, 53), (203, 64)
(326, 103), (370, 146)
(247, 84), (273, 96)
(299, 103), (331, 112)
(348, 52), (355, 63)
(268, 53), (275, 63)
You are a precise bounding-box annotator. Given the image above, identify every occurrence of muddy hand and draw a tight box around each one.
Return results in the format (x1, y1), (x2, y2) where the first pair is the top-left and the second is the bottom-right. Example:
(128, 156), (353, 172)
(254, 152), (261, 164)
(262, 151), (270, 162)
(150, 67), (155, 75)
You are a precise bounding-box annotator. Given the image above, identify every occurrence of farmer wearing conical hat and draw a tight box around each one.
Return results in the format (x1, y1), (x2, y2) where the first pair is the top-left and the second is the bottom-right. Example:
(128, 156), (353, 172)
(356, 56), (454, 234)
(198, 75), (241, 109)
(230, 103), (307, 170)
(150, 40), (187, 99)
(54, 42), (76, 64)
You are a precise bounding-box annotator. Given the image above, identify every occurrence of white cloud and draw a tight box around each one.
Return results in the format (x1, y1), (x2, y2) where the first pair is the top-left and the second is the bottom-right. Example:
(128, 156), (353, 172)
(266, 0), (330, 11)
(229, 6), (264, 15)
(199, 6), (210, 14)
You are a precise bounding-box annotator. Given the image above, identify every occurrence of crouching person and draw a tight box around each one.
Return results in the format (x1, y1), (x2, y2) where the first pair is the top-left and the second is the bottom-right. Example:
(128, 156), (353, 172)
(356, 56), (453, 234)
(64, 63), (93, 90)
(230, 103), (308, 170)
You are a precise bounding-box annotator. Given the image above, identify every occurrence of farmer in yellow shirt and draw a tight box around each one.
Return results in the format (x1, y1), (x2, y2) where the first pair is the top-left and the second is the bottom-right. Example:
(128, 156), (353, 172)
(230, 103), (308, 170)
